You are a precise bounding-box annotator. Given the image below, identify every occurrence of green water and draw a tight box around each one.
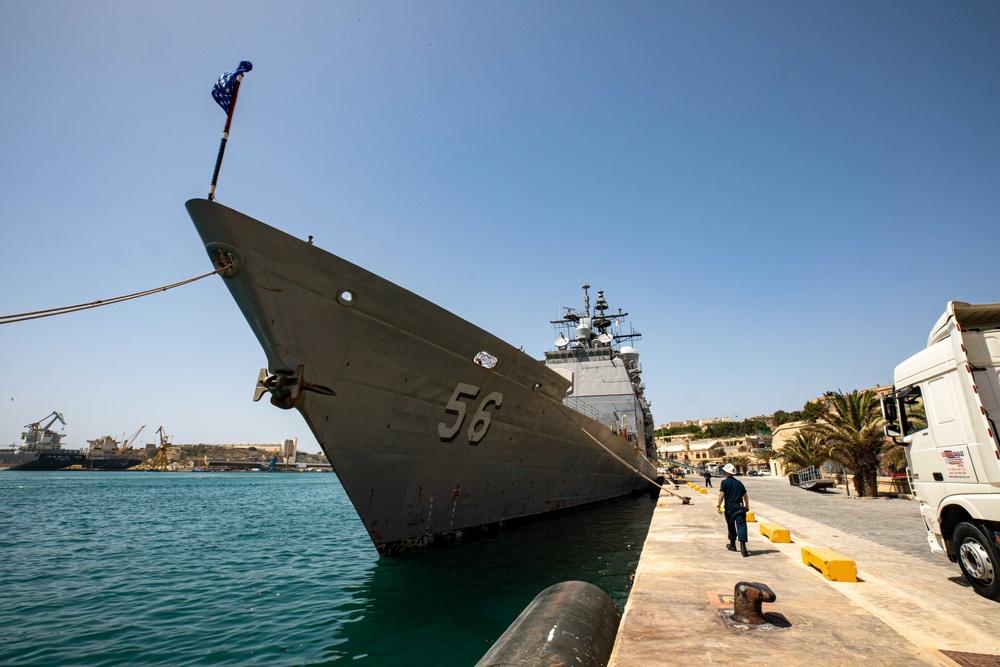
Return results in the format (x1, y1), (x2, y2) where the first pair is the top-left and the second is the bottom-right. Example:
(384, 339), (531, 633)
(0, 471), (655, 666)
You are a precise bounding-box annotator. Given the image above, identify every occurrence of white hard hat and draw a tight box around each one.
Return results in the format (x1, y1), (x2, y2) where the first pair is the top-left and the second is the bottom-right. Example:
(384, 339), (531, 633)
(723, 463), (736, 475)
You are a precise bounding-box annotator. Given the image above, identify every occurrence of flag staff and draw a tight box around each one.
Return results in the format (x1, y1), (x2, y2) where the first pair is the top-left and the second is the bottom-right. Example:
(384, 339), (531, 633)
(208, 61), (253, 201)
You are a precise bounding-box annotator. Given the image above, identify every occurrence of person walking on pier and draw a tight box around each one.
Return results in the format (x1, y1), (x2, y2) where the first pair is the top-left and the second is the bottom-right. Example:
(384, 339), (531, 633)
(717, 463), (750, 557)
(703, 468), (712, 487)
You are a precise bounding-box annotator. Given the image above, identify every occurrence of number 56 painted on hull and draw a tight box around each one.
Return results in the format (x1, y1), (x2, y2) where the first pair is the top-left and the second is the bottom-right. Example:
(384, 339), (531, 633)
(437, 382), (503, 444)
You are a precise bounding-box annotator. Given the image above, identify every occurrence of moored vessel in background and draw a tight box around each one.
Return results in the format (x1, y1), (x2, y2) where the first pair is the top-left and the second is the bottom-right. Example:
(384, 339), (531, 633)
(82, 425), (146, 470)
(188, 198), (660, 555)
(0, 412), (86, 471)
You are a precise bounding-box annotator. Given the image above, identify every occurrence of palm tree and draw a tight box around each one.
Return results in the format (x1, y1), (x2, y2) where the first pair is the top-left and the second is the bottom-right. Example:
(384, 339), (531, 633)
(722, 454), (751, 475)
(776, 432), (827, 473)
(753, 447), (778, 473)
(881, 445), (908, 473)
(810, 390), (887, 497)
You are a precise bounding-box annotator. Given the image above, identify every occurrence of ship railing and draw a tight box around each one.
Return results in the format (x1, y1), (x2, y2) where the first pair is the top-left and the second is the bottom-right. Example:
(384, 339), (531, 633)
(562, 396), (617, 433)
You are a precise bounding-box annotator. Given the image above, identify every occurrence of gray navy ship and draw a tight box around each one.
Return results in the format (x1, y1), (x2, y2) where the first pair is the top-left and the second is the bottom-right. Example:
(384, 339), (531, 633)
(0, 412), (86, 471)
(188, 199), (659, 555)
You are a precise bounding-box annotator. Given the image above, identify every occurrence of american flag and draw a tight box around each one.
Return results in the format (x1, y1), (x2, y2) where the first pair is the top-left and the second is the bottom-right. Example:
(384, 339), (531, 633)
(212, 61), (253, 113)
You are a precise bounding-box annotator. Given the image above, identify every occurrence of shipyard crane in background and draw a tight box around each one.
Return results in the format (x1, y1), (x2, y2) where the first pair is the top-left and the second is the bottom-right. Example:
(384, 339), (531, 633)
(25, 411), (66, 432)
(148, 426), (172, 470)
(121, 425), (146, 451)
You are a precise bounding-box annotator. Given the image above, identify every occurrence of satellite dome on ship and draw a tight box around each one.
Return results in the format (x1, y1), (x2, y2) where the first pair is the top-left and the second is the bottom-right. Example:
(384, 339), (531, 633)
(619, 346), (639, 364)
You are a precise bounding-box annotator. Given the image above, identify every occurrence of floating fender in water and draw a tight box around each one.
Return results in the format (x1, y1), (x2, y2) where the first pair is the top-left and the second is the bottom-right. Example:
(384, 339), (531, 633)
(475, 580), (621, 667)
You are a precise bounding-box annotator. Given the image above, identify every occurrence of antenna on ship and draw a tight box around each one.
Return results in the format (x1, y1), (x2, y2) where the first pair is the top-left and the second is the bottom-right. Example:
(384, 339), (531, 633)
(208, 60), (253, 201)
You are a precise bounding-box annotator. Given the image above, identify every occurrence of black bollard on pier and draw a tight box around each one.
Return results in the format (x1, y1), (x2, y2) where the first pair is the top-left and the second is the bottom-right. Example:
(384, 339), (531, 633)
(732, 581), (776, 625)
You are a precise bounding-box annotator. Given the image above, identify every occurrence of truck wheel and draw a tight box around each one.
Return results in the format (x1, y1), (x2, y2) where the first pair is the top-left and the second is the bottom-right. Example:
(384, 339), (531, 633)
(954, 522), (1000, 600)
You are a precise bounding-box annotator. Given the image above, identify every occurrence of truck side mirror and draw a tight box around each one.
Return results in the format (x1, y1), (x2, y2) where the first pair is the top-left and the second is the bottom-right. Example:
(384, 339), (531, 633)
(880, 396), (898, 424)
(884, 424), (901, 438)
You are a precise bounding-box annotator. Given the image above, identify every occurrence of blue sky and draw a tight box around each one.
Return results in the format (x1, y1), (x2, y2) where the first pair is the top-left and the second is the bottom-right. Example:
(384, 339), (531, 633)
(2, 1), (998, 452)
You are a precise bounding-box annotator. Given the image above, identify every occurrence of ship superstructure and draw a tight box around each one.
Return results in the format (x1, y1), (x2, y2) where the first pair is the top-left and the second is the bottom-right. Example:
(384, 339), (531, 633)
(545, 286), (656, 460)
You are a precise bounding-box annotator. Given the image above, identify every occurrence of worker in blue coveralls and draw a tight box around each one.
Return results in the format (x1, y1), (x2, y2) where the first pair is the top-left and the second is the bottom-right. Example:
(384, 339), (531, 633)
(717, 463), (750, 557)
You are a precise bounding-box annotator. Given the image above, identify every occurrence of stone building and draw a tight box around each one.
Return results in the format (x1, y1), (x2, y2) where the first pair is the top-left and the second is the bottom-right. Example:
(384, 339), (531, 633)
(656, 438), (726, 468)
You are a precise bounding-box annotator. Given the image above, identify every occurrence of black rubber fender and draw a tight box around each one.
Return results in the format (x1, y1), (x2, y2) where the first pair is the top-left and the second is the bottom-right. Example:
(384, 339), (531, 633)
(475, 581), (621, 667)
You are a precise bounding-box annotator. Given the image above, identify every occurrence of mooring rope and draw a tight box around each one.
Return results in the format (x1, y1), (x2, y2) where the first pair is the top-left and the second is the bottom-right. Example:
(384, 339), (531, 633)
(0, 264), (231, 325)
(538, 390), (692, 504)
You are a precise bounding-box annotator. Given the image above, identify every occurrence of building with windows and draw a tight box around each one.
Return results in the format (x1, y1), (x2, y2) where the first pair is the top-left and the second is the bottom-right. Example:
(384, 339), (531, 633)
(656, 438), (726, 468)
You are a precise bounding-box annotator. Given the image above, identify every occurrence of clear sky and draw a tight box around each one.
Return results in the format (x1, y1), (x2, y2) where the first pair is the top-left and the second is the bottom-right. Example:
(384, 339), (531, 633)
(2, 1), (998, 453)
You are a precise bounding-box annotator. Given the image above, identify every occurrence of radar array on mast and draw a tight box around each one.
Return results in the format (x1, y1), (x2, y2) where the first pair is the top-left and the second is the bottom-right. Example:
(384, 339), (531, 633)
(550, 285), (641, 351)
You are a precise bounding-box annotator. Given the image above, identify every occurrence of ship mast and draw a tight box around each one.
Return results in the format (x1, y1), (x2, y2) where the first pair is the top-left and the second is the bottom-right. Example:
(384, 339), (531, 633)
(550, 285), (634, 351)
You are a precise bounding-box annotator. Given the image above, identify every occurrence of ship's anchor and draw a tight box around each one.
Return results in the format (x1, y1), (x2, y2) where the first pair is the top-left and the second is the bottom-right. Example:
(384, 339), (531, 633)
(253, 365), (336, 410)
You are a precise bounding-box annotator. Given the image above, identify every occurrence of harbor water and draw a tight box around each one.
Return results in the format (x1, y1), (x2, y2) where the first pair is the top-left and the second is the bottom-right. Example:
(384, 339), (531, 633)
(0, 471), (655, 666)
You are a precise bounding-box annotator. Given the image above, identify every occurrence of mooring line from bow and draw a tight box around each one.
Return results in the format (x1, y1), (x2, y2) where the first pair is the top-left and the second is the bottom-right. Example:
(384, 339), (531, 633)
(537, 390), (692, 504)
(0, 264), (232, 325)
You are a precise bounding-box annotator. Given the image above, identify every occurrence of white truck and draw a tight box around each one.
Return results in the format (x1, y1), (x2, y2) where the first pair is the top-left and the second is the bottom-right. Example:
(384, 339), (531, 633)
(881, 301), (1000, 600)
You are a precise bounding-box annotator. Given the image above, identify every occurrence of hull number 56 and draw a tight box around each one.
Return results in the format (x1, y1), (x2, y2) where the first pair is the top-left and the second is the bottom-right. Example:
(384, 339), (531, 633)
(438, 383), (503, 444)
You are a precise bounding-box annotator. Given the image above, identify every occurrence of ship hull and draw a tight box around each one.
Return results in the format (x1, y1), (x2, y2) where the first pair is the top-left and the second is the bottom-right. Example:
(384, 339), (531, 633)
(0, 450), (86, 471)
(82, 455), (145, 470)
(187, 199), (658, 555)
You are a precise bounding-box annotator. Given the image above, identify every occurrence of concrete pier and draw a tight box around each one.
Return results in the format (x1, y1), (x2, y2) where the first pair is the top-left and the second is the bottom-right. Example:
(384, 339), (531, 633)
(610, 476), (1000, 667)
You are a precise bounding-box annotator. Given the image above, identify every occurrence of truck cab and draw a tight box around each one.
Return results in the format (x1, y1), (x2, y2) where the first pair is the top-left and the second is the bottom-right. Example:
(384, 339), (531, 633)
(881, 301), (1000, 600)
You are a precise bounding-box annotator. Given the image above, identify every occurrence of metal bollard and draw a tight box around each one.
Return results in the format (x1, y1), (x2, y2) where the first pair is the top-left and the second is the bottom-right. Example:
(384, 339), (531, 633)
(732, 581), (776, 625)
(475, 581), (621, 667)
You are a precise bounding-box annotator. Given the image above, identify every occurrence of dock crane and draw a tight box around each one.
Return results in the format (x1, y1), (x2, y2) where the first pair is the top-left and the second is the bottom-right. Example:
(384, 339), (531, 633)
(24, 411), (66, 432)
(121, 425), (146, 452)
(148, 426), (172, 470)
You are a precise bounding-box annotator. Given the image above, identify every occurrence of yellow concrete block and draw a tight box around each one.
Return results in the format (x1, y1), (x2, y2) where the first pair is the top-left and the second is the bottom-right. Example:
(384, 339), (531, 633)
(801, 546), (857, 582)
(745, 511), (756, 522)
(698, 488), (708, 494)
(759, 522), (791, 543)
